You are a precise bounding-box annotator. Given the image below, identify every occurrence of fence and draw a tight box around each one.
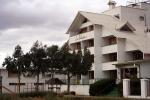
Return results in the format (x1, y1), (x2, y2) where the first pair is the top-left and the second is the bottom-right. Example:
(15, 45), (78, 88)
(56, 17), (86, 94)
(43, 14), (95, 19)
(123, 79), (150, 99)
(61, 78), (101, 85)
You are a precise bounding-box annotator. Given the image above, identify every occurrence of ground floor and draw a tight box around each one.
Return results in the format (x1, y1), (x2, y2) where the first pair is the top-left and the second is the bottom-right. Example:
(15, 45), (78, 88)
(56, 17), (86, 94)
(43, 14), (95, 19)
(95, 60), (150, 81)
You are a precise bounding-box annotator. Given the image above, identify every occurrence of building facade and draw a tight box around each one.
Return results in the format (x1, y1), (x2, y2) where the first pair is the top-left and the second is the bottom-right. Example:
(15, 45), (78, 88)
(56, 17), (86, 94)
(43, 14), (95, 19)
(67, 0), (150, 82)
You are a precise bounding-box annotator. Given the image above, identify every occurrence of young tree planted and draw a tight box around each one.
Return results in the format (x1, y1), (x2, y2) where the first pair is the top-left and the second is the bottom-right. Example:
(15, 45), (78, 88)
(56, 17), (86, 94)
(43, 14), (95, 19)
(60, 42), (93, 93)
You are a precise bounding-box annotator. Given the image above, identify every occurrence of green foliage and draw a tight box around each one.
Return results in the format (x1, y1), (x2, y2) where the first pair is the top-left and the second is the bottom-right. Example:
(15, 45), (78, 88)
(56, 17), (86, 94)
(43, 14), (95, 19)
(0, 94), (19, 100)
(28, 41), (47, 91)
(3, 45), (25, 93)
(117, 81), (123, 97)
(89, 79), (116, 96)
(60, 42), (93, 93)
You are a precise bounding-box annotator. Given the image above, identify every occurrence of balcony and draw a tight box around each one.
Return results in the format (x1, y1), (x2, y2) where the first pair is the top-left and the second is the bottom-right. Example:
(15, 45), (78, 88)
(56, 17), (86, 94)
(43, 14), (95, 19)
(102, 61), (117, 71)
(102, 44), (117, 54)
(69, 31), (94, 44)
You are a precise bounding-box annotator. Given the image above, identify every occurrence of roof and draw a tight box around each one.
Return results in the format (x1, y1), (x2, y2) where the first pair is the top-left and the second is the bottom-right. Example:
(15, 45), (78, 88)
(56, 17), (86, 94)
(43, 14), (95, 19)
(66, 11), (150, 54)
(45, 78), (64, 85)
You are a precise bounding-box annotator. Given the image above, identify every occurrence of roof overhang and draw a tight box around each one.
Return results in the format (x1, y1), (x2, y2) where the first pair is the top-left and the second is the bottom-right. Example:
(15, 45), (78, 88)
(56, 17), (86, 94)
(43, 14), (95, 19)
(113, 59), (150, 68)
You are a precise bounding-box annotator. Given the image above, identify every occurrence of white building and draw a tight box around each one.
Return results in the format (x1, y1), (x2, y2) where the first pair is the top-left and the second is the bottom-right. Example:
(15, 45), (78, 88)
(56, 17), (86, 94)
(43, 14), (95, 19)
(67, 0), (150, 82)
(0, 68), (66, 93)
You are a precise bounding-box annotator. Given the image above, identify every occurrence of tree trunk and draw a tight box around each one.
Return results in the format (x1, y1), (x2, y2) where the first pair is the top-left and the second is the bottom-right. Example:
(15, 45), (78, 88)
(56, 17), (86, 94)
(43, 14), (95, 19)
(67, 73), (70, 94)
(36, 73), (40, 92)
(51, 71), (54, 92)
(18, 74), (21, 94)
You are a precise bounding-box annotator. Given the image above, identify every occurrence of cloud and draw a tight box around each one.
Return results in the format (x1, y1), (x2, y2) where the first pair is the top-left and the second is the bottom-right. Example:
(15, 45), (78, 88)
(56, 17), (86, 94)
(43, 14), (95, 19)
(0, 0), (127, 65)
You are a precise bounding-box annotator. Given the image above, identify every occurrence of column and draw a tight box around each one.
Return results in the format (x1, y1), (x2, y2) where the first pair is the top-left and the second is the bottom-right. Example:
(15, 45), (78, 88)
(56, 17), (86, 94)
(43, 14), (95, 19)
(123, 79), (130, 97)
(116, 68), (121, 84)
(137, 66), (140, 78)
(141, 79), (149, 98)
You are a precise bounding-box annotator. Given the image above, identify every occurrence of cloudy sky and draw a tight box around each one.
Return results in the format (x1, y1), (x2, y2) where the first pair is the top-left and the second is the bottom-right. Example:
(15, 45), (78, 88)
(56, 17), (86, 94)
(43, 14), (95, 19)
(0, 0), (130, 65)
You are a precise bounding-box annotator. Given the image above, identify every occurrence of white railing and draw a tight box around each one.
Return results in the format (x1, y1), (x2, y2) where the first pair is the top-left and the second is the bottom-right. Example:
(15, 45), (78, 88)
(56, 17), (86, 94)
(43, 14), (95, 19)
(102, 61), (117, 71)
(69, 31), (94, 44)
(102, 44), (117, 54)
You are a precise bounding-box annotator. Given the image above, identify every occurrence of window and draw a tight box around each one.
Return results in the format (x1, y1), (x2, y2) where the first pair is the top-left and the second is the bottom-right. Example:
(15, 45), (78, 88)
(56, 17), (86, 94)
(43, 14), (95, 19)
(145, 28), (150, 33)
(91, 55), (94, 63)
(76, 43), (81, 49)
(89, 71), (94, 79)
(132, 51), (143, 60)
(109, 53), (117, 61)
(79, 27), (87, 34)
(88, 39), (94, 47)
(139, 16), (144, 21)
(9, 83), (25, 86)
(89, 25), (94, 31)
(108, 37), (117, 45)
(34, 83), (44, 86)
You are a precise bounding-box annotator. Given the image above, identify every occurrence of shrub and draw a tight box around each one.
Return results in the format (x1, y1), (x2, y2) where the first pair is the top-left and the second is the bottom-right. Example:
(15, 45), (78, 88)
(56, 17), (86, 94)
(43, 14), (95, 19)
(0, 94), (19, 100)
(62, 91), (76, 95)
(117, 81), (123, 97)
(89, 79), (116, 96)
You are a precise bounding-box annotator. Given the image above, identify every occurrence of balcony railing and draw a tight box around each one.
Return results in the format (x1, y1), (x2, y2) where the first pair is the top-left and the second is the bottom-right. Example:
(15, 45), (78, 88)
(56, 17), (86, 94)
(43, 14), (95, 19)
(102, 44), (117, 54)
(102, 61), (117, 71)
(69, 31), (94, 44)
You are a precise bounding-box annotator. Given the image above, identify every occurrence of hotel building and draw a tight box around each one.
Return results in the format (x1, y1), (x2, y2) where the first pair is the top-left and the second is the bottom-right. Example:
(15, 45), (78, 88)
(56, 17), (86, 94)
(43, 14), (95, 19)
(66, 0), (150, 83)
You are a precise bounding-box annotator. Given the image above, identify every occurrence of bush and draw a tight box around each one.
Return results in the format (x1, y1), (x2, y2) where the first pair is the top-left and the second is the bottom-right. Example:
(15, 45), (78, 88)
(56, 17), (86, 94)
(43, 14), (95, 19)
(89, 79), (116, 96)
(117, 81), (123, 97)
(0, 94), (19, 100)
(62, 91), (76, 95)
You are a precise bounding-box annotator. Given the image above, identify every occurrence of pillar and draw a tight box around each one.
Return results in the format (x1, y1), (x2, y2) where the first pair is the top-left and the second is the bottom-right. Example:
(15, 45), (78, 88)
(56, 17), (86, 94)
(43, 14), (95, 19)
(123, 79), (130, 97)
(141, 79), (149, 98)
(116, 68), (121, 84)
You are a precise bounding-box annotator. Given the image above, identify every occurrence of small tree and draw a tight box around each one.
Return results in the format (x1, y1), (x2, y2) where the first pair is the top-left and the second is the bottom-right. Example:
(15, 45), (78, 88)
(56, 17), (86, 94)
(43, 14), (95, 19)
(29, 41), (47, 91)
(3, 45), (24, 93)
(60, 42), (93, 93)
(45, 45), (61, 91)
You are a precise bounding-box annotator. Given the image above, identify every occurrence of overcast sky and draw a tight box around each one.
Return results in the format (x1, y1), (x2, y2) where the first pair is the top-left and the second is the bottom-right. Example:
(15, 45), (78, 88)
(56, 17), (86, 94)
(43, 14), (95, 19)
(0, 0), (130, 65)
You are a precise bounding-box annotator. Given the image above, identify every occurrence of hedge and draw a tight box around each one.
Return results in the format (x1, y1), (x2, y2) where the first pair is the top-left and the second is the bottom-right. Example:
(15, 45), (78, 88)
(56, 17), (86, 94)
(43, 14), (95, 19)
(89, 79), (116, 96)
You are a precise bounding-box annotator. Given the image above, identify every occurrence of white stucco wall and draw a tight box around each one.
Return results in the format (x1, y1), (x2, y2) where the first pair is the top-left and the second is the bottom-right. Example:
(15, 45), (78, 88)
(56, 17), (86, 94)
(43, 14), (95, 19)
(140, 62), (150, 78)
(61, 85), (89, 95)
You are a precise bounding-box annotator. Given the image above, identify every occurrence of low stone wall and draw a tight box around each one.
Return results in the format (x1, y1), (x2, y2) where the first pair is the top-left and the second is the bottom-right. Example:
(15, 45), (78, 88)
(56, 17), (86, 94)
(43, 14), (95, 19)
(61, 85), (90, 95)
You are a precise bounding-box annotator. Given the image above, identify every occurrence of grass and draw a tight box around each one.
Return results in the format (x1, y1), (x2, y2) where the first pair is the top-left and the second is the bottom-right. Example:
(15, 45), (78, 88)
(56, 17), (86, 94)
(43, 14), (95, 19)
(0, 93), (148, 100)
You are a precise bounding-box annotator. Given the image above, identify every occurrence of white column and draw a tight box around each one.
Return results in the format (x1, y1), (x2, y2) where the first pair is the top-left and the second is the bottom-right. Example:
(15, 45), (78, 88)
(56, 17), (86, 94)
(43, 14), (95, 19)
(137, 66), (140, 78)
(116, 68), (121, 84)
(141, 79), (149, 98)
(123, 79), (130, 97)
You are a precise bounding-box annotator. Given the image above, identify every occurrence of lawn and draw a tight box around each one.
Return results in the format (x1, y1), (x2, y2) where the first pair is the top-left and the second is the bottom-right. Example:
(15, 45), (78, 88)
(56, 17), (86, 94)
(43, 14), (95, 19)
(0, 94), (148, 100)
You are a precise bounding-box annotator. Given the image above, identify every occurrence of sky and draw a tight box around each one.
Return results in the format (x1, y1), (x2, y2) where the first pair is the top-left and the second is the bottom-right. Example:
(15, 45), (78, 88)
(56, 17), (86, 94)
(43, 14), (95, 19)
(0, 0), (129, 65)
